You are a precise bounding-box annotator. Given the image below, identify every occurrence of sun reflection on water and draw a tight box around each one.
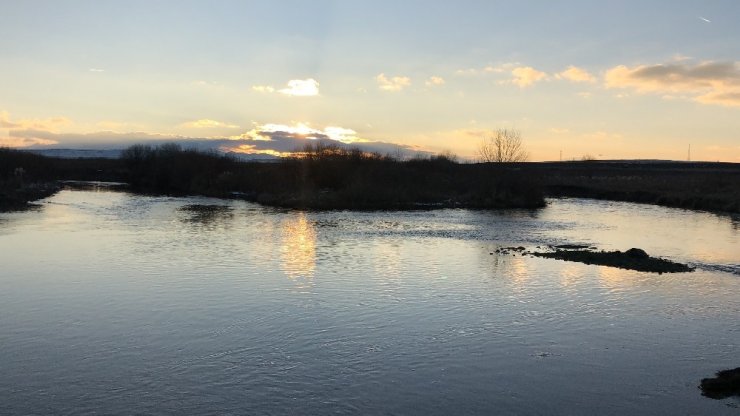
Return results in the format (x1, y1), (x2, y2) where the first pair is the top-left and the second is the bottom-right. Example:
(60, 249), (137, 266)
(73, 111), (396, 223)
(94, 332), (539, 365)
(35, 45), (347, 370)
(280, 212), (317, 288)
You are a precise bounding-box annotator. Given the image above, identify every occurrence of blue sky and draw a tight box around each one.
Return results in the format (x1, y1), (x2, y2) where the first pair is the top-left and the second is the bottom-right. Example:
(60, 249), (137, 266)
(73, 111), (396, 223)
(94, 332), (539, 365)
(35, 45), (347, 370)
(2, 1), (740, 161)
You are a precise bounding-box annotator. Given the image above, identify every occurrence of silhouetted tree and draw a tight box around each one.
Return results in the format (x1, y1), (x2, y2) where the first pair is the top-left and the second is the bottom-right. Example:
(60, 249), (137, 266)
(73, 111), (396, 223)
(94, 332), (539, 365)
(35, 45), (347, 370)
(478, 128), (529, 162)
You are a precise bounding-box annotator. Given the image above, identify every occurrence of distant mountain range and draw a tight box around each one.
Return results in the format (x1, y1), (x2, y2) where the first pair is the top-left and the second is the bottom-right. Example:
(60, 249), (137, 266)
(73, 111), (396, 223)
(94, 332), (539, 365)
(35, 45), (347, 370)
(24, 148), (280, 162)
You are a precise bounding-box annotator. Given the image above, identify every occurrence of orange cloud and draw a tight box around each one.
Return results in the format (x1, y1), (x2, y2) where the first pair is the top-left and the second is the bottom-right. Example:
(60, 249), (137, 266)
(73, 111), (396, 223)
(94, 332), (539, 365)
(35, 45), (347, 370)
(0, 111), (72, 131)
(605, 61), (740, 107)
(509, 66), (547, 87)
(181, 119), (240, 129)
(0, 136), (58, 147)
(556, 66), (596, 83)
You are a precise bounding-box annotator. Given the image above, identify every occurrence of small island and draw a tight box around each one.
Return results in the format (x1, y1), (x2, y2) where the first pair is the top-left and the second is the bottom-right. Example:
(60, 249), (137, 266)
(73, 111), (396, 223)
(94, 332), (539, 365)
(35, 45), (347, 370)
(700, 368), (740, 399)
(496, 246), (694, 274)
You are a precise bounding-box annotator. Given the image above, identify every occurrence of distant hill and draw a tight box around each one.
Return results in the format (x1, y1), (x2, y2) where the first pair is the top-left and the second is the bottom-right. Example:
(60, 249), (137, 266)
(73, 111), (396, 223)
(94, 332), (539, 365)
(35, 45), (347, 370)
(25, 148), (124, 159)
(24, 148), (281, 162)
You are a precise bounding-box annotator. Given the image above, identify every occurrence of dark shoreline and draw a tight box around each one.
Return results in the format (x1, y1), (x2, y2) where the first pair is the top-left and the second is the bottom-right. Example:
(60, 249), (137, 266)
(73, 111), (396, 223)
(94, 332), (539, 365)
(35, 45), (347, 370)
(0, 182), (61, 212)
(536, 161), (740, 214)
(2, 147), (739, 214)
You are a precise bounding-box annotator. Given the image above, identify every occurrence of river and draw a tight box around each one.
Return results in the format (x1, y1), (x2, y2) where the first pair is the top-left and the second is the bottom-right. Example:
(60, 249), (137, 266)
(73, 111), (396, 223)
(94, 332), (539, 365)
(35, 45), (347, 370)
(1, 188), (738, 415)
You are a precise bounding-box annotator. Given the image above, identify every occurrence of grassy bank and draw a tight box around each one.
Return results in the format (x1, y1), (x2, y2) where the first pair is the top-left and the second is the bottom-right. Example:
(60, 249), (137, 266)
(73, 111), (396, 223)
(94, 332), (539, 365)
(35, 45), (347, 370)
(535, 161), (740, 213)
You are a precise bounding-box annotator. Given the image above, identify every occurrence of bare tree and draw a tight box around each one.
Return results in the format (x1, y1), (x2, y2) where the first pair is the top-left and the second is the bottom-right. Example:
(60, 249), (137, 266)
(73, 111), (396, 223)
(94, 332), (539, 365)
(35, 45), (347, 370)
(477, 128), (529, 162)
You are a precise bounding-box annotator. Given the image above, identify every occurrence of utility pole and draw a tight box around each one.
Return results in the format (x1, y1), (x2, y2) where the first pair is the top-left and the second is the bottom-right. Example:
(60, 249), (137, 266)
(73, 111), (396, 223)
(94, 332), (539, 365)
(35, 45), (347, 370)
(559, 150), (562, 162)
(688, 144), (691, 162)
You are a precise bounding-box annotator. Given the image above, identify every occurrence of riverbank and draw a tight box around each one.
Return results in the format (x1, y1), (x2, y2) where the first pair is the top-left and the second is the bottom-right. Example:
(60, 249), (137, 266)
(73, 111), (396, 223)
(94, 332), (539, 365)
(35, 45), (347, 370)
(4, 147), (739, 213)
(535, 161), (740, 213)
(0, 181), (60, 212)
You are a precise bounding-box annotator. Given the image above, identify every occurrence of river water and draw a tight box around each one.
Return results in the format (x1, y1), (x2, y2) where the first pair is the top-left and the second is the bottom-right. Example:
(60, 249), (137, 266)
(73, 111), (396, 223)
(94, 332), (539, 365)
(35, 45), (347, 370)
(1, 189), (738, 415)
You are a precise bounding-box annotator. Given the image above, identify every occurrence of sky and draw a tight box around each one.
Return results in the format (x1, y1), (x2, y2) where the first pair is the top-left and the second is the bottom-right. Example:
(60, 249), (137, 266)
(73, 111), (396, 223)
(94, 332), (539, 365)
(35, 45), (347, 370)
(1, 0), (740, 161)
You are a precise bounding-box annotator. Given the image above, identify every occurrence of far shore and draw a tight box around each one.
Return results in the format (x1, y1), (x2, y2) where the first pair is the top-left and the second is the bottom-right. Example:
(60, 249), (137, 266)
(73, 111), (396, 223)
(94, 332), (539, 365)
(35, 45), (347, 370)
(2, 146), (739, 214)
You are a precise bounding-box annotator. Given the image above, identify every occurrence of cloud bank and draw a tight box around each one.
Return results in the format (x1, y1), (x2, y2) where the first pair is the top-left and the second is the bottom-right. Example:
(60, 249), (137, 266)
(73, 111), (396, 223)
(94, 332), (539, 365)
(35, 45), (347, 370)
(181, 119), (240, 129)
(2, 113), (430, 159)
(605, 61), (740, 106)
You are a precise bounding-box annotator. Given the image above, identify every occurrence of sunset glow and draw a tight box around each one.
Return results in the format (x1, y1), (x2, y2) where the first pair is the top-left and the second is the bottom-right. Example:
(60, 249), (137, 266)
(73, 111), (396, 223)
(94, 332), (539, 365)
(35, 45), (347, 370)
(1, 1), (739, 161)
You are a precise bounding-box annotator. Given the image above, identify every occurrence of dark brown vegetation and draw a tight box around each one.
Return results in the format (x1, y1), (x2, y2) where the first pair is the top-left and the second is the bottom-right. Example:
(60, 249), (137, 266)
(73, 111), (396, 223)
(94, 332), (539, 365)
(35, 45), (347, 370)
(1, 148), (124, 211)
(120, 143), (545, 210)
(4, 145), (739, 213)
(535, 161), (740, 213)
(700, 368), (740, 399)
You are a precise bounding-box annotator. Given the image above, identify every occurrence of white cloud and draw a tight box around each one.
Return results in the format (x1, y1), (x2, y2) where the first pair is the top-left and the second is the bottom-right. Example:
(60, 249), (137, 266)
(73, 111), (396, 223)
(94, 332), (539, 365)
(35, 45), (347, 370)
(251, 85), (275, 93)
(376, 73), (411, 92)
(278, 79), (320, 97)
(240, 123), (361, 144)
(251, 79), (320, 97)
(88, 68), (105, 72)
(455, 63), (519, 76)
(425, 76), (445, 87)
(229, 123), (432, 157)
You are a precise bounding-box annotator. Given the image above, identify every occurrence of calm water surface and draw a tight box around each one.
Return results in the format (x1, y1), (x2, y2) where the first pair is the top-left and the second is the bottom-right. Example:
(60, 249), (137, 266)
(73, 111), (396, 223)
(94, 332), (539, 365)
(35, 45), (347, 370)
(1, 189), (738, 415)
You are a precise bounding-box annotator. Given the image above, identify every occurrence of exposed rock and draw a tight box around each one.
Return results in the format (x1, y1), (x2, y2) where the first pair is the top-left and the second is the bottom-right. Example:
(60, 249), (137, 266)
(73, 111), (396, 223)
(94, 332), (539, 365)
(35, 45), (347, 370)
(700, 368), (740, 399)
(554, 244), (590, 250)
(625, 248), (649, 259)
